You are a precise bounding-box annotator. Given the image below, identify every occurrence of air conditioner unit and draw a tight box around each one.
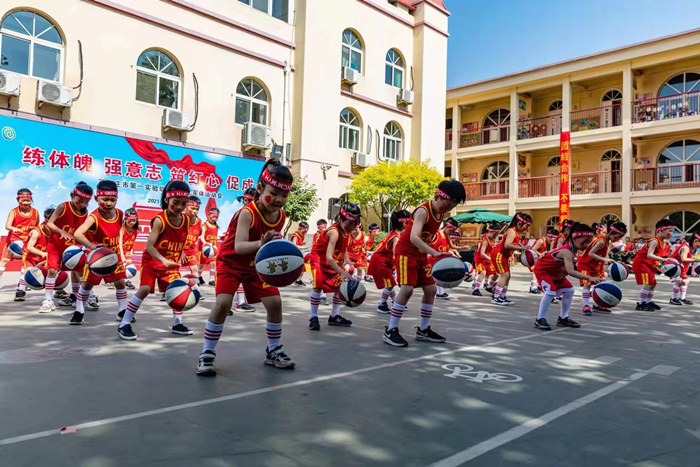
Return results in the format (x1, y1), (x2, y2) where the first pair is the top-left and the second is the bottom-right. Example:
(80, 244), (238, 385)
(243, 122), (272, 149)
(36, 79), (72, 107)
(341, 66), (360, 85)
(162, 109), (192, 131)
(397, 89), (414, 105)
(352, 152), (370, 167)
(0, 70), (20, 96)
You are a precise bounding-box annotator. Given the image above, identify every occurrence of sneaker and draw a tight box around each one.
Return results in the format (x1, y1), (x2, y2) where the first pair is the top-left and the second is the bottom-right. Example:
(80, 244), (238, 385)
(125, 280), (136, 290)
(491, 296), (503, 305)
(592, 304), (610, 313)
(484, 285), (494, 294)
(534, 318), (551, 330)
(294, 280), (305, 286)
(436, 292), (450, 299)
(116, 309), (135, 323)
(86, 296), (99, 311)
(235, 302), (255, 312)
(264, 345), (295, 369)
(309, 316), (320, 331)
(648, 301), (661, 311)
(557, 316), (581, 328)
(160, 293), (166, 302)
(529, 287), (541, 294)
(320, 296), (328, 305)
(582, 305), (592, 316)
(669, 298), (683, 306)
(383, 326), (408, 347)
(472, 288), (483, 296)
(415, 326), (446, 343)
(208, 280), (215, 286)
(196, 350), (217, 376)
(58, 294), (76, 307)
(14, 290), (26, 301)
(364, 276), (374, 283)
(69, 311), (84, 325)
(328, 314), (352, 327)
(492, 296), (513, 306)
(377, 303), (391, 314)
(227, 309), (234, 316)
(551, 296), (562, 304)
(198, 276), (205, 286)
(53, 289), (69, 299)
(681, 299), (694, 305)
(172, 323), (193, 335)
(38, 299), (56, 313)
(635, 302), (653, 312)
(118, 324), (137, 340)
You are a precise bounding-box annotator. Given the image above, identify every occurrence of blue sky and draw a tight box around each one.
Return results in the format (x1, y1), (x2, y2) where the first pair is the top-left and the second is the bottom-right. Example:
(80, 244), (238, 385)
(447, 0), (700, 88)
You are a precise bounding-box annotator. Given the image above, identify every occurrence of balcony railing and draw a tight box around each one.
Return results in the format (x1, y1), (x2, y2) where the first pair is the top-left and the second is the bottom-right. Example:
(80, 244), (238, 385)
(445, 130), (453, 150)
(633, 163), (700, 191)
(570, 104), (622, 132)
(463, 180), (509, 200)
(518, 175), (559, 198)
(458, 124), (510, 148)
(633, 91), (700, 123)
(517, 114), (562, 140)
(518, 170), (621, 198)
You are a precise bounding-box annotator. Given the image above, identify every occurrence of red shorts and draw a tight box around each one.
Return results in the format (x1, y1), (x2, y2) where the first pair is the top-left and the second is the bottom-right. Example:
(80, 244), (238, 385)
(395, 254), (433, 288)
(1, 243), (18, 262)
(22, 253), (44, 269)
(476, 260), (496, 276)
(539, 275), (572, 292)
(578, 262), (604, 286)
(310, 257), (344, 293)
(215, 263), (279, 303)
(82, 261), (127, 285)
(367, 257), (396, 290)
(493, 251), (512, 274)
(140, 263), (181, 294)
(182, 249), (200, 267)
(632, 264), (657, 285)
(46, 241), (69, 271)
(349, 254), (368, 268)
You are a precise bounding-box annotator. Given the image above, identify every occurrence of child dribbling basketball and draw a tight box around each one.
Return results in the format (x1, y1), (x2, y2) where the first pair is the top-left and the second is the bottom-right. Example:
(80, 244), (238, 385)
(490, 212), (532, 306)
(0, 189), (39, 301)
(183, 196), (203, 283)
(472, 222), (500, 296)
(120, 205), (139, 290)
(632, 219), (674, 311)
(199, 206), (220, 286)
(368, 210), (410, 313)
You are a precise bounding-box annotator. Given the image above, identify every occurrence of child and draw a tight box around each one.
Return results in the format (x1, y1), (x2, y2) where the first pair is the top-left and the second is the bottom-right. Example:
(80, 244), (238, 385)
(290, 221), (309, 286)
(1, 188), (39, 300)
(368, 210), (410, 313)
(307, 202), (360, 330)
(197, 159), (295, 375)
(430, 217), (459, 299)
(527, 231), (554, 294)
(119, 205), (139, 290)
(554, 219), (576, 249)
(383, 180), (466, 347)
(472, 222), (501, 296)
(347, 223), (368, 281)
(669, 232), (700, 305)
(183, 196), (203, 283)
(547, 229), (559, 251)
(18, 207), (55, 301)
(578, 221), (627, 315)
(117, 181), (192, 339)
(490, 212), (532, 306)
(42, 183), (93, 313)
(364, 223), (380, 282)
(71, 180), (129, 325)
(311, 219), (328, 305)
(199, 206), (220, 286)
(533, 223), (603, 330)
(632, 219), (674, 311)
(232, 188), (257, 312)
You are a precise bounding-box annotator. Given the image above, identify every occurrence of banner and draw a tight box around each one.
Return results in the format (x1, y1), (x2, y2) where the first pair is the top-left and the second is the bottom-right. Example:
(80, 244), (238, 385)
(558, 131), (571, 228)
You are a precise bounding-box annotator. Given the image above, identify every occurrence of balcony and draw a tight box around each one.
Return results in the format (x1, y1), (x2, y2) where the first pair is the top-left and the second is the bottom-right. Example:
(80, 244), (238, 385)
(570, 104), (621, 133)
(445, 130), (452, 150)
(633, 163), (700, 191)
(459, 124), (510, 148)
(517, 114), (562, 140)
(633, 91), (700, 123)
(463, 180), (509, 200)
(518, 170), (621, 198)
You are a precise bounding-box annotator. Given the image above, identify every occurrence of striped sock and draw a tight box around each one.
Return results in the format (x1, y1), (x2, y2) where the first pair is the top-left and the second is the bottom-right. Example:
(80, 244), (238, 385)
(582, 290), (591, 307)
(530, 280), (538, 288)
(266, 321), (282, 351)
(647, 291), (654, 303)
(173, 309), (183, 325)
(116, 288), (128, 311)
(309, 291), (322, 318)
(494, 286), (503, 297)
(419, 304), (433, 330)
(502, 286), (508, 296)
(672, 285), (680, 300)
(121, 296), (142, 326)
(331, 292), (342, 317)
(18, 273), (26, 291)
(639, 289), (649, 303)
(203, 320), (224, 353)
(209, 266), (216, 283)
(236, 286), (245, 305)
(71, 281), (79, 296)
(390, 290), (396, 301)
(76, 286), (90, 314)
(380, 288), (390, 305)
(488, 279), (497, 288)
(473, 280), (481, 290)
(45, 276), (56, 300)
(388, 302), (407, 330)
(681, 285), (688, 300)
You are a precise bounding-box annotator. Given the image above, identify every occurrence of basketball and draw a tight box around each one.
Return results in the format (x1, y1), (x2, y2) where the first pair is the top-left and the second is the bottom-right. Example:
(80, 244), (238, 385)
(8, 240), (23, 259)
(165, 276), (201, 311)
(610, 241), (624, 253)
(254, 239), (305, 287)
(431, 256), (466, 288)
(463, 261), (474, 277)
(62, 245), (87, 270)
(464, 273), (474, 283)
(87, 247), (119, 276)
(55, 270), (70, 290)
(125, 263), (137, 279)
(202, 243), (218, 258)
(520, 249), (537, 268)
(339, 279), (366, 307)
(661, 258), (681, 278)
(607, 261), (629, 282)
(24, 267), (45, 289)
(592, 282), (622, 308)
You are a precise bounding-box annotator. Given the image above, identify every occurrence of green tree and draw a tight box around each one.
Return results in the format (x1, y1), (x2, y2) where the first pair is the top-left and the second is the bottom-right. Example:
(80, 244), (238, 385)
(283, 175), (319, 235)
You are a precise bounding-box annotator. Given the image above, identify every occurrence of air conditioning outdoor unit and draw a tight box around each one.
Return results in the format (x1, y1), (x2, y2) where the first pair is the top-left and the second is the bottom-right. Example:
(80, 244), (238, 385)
(36, 79), (72, 107)
(352, 152), (370, 167)
(341, 66), (360, 85)
(243, 122), (272, 149)
(0, 70), (21, 96)
(397, 89), (414, 105)
(162, 109), (192, 131)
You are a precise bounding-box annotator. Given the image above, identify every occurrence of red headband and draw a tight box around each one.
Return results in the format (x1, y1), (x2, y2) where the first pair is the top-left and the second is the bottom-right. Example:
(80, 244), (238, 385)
(572, 231), (594, 239)
(610, 226), (625, 235)
(340, 207), (357, 221)
(243, 193), (255, 200)
(165, 190), (189, 200)
(125, 215), (138, 220)
(435, 189), (451, 200)
(657, 225), (674, 232)
(369, 227), (380, 232)
(489, 227), (502, 232)
(398, 217), (410, 223)
(208, 208), (219, 213)
(261, 169), (292, 192)
(187, 201), (200, 207)
(516, 214), (531, 225)
(73, 187), (92, 199)
(695, 233), (700, 241)
(17, 193), (32, 199)
(96, 190), (118, 197)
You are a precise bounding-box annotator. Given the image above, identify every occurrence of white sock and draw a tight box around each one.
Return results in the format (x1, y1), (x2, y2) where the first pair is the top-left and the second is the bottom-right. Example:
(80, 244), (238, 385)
(436, 285), (445, 296)
(45, 276), (56, 300)
(116, 288), (128, 311)
(202, 320), (224, 353)
(559, 288), (574, 318)
(380, 288), (391, 305)
(266, 321), (282, 351)
(76, 286), (90, 314)
(672, 285), (680, 300)
(121, 296), (142, 327)
(389, 302), (406, 330)
(419, 304), (433, 330)
(331, 292), (342, 317)
(681, 285), (688, 300)
(173, 310), (183, 325)
(582, 289), (591, 307)
(537, 293), (552, 320)
(309, 290), (322, 318)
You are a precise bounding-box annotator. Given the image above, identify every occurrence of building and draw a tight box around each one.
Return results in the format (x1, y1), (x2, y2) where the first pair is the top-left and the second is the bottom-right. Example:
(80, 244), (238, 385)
(445, 29), (700, 241)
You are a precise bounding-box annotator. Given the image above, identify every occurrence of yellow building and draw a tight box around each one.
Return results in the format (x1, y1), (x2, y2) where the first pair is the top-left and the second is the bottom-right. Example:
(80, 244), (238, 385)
(445, 29), (700, 240)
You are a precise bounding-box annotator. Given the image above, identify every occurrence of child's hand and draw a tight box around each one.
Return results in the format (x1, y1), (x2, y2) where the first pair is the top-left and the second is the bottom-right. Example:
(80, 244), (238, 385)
(91, 243), (105, 250)
(433, 251), (452, 258)
(60, 231), (73, 240)
(261, 231), (281, 245)
(161, 259), (179, 268)
(590, 276), (604, 284)
(341, 271), (353, 281)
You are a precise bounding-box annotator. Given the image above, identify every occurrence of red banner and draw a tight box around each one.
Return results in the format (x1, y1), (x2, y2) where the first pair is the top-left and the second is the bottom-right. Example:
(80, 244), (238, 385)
(559, 131), (571, 228)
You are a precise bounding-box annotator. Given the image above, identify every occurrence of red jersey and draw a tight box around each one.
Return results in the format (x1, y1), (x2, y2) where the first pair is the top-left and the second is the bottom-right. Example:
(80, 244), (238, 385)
(142, 211), (190, 268)
(8, 207), (39, 243)
(290, 231), (305, 247)
(535, 237), (548, 254)
(86, 209), (124, 257)
(312, 230), (324, 246)
(671, 242), (690, 275)
(491, 227), (520, 258)
(121, 226), (138, 258)
(633, 236), (666, 269)
(428, 230), (450, 265)
(372, 231), (399, 263)
(347, 231), (366, 260)
(474, 235), (493, 264)
(310, 224), (348, 265)
(365, 235), (376, 252)
(201, 221), (218, 245)
(534, 243), (574, 280)
(395, 201), (443, 259)
(50, 201), (88, 250)
(184, 217), (202, 253)
(578, 234), (608, 269)
(219, 202), (285, 269)
(25, 224), (49, 265)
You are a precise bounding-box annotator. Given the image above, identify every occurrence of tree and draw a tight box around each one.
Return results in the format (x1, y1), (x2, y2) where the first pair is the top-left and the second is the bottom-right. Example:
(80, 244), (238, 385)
(283, 175), (319, 235)
(348, 160), (444, 228)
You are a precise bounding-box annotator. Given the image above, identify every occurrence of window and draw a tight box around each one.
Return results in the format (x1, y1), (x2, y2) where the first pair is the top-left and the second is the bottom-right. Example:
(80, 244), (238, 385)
(482, 161), (509, 180)
(659, 72), (700, 97)
(339, 108), (360, 150)
(602, 89), (622, 103)
(666, 210), (700, 238)
(237, 0), (290, 22)
(601, 213), (621, 226)
(657, 139), (700, 184)
(548, 100), (563, 112)
(0, 10), (62, 81)
(235, 78), (268, 125)
(383, 122), (402, 161)
(135, 49), (181, 109)
(385, 49), (404, 88)
(546, 216), (559, 231)
(484, 108), (510, 128)
(341, 29), (362, 72)
(547, 156), (560, 167)
(601, 150), (621, 161)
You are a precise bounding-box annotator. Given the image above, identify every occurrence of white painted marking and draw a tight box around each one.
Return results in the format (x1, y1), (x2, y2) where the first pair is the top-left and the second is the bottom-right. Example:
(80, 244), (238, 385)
(593, 356), (621, 365)
(441, 363), (522, 383)
(541, 349), (570, 356)
(687, 429), (700, 441)
(646, 364), (680, 376)
(543, 335), (588, 343)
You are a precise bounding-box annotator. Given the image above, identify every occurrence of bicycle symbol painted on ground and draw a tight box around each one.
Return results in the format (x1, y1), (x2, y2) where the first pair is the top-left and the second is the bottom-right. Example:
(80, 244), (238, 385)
(441, 363), (523, 383)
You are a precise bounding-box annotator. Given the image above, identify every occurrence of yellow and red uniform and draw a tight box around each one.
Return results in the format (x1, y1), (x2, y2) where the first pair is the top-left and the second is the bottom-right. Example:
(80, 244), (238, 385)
(140, 211), (189, 293)
(671, 242), (690, 280)
(199, 221), (218, 265)
(290, 231), (305, 247)
(428, 231), (450, 267)
(394, 201), (443, 287)
(47, 201), (87, 270)
(121, 226), (138, 263)
(2, 207), (39, 260)
(23, 224), (49, 268)
(83, 209), (126, 284)
(577, 234), (609, 285)
(183, 217), (202, 266)
(632, 236), (666, 286)
(474, 235), (496, 275)
(347, 231), (367, 268)
(365, 235), (376, 253)
(534, 243), (575, 292)
(491, 227), (520, 274)
(309, 224), (349, 293)
(367, 230), (399, 290)
(529, 236), (549, 272)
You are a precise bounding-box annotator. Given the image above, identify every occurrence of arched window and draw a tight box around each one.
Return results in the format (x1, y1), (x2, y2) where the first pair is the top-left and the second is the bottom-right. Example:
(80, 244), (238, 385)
(601, 213), (621, 226)
(601, 150), (621, 162)
(341, 29), (362, 72)
(547, 156), (560, 167)
(548, 100), (563, 112)
(482, 109), (510, 144)
(546, 216), (559, 231)
(666, 210), (700, 238)
(135, 49), (181, 109)
(383, 122), (402, 161)
(483, 108), (510, 128)
(482, 161), (509, 180)
(0, 10), (62, 81)
(339, 108), (360, 150)
(385, 49), (404, 88)
(235, 78), (268, 125)
(657, 139), (700, 184)
(602, 89), (623, 103)
(659, 72), (700, 97)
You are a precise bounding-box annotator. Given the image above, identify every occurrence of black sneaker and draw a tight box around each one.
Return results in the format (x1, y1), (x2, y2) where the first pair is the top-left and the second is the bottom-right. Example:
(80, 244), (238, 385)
(681, 299), (694, 305)
(118, 324), (137, 340)
(172, 323), (193, 335)
(529, 287), (541, 294)
(648, 301), (661, 311)
(198, 276), (205, 286)
(309, 316), (320, 331)
(557, 317), (581, 328)
(436, 292), (450, 299)
(116, 309), (136, 323)
(125, 280), (136, 290)
(294, 280), (305, 286)
(582, 305), (592, 316)
(235, 302), (255, 312)
(328, 315), (352, 327)
(69, 311), (84, 325)
(484, 285), (494, 294)
(208, 280), (215, 286)
(377, 302), (391, 314)
(196, 350), (216, 376)
(635, 302), (654, 312)
(264, 345), (295, 369)
(364, 276), (374, 283)
(592, 304), (611, 313)
(534, 318), (551, 330)
(14, 290), (25, 301)
(472, 288), (482, 296)
(383, 326), (408, 347)
(551, 296), (562, 304)
(58, 293), (77, 307)
(669, 298), (683, 306)
(415, 326), (446, 343)
(53, 289), (69, 299)
(160, 293), (166, 302)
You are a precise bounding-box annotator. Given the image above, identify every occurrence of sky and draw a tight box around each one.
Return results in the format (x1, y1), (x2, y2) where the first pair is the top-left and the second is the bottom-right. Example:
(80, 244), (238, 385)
(446, 0), (700, 88)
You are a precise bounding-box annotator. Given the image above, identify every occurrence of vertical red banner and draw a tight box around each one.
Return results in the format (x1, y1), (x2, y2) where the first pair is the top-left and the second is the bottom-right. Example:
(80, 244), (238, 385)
(559, 131), (571, 229)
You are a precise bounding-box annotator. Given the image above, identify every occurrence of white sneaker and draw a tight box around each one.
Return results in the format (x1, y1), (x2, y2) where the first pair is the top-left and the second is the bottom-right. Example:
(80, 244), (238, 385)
(86, 296), (99, 311)
(39, 299), (56, 313)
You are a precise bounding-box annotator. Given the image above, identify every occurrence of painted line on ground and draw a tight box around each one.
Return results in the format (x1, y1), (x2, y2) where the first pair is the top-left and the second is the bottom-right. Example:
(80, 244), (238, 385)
(540, 349), (571, 356)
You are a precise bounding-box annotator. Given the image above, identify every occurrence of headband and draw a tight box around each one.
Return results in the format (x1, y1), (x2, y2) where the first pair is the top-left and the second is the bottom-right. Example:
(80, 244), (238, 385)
(546, 233), (557, 237)
(435, 189), (451, 200)
(339, 207), (358, 221)
(398, 217), (410, 223)
(369, 227), (380, 232)
(208, 207), (219, 213)
(610, 225), (625, 235)
(17, 193), (32, 199)
(596, 225), (607, 232)
(572, 231), (594, 239)
(73, 187), (92, 199)
(261, 168), (292, 192)
(165, 190), (189, 200)
(695, 233), (700, 241)
(96, 190), (118, 197)
(488, 227), (501, 232)
(187, 201), (200, 207)
(657, 225), (675, 232)
(125, 215), (138, 220)
(516, 214), (531, 225)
